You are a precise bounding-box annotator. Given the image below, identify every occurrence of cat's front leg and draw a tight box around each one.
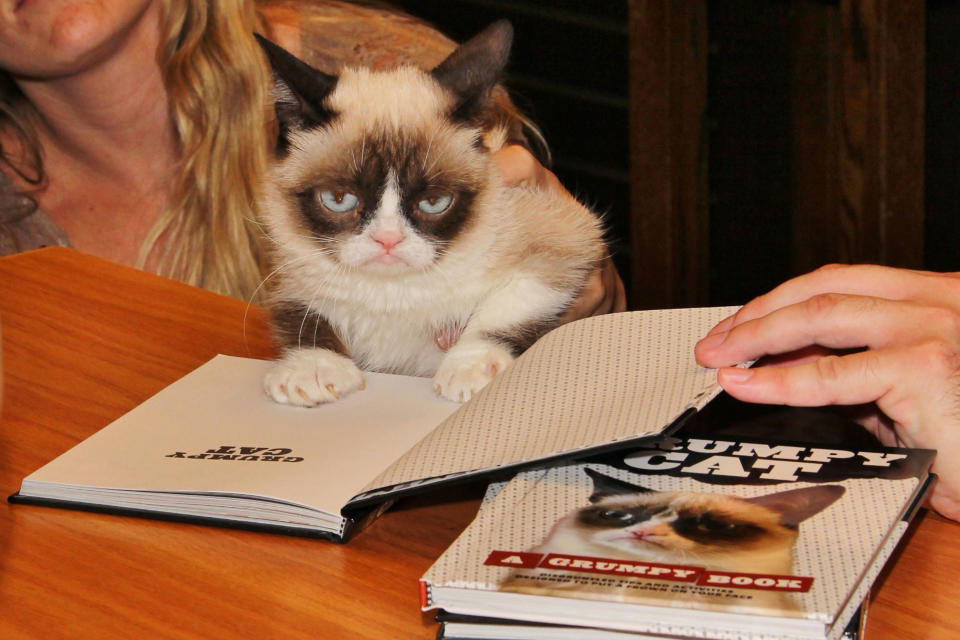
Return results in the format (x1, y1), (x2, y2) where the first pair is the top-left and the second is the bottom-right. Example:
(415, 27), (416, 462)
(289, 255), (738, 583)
(433, 337), (513, 402)
(264, 348), (365, 407)
(264, 301), (365, 406)
(433, 275), (573, 402)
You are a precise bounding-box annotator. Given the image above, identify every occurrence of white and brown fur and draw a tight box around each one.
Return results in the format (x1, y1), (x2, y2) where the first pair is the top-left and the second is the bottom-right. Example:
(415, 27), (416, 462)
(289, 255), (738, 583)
(503, 469), (844, 613)
(256, 22), (605, 405)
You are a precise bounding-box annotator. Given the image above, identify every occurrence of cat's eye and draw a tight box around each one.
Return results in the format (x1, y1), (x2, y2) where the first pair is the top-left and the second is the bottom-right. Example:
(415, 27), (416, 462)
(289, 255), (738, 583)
(417, 193), (453, 215)
(318, 190), (360, 214)
(598, 509), (633, 523)
(696, 513), (736, 532)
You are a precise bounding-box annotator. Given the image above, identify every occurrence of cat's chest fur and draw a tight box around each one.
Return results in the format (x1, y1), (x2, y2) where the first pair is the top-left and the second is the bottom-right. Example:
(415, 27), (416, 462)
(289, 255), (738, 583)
(310, 270), (500, 376)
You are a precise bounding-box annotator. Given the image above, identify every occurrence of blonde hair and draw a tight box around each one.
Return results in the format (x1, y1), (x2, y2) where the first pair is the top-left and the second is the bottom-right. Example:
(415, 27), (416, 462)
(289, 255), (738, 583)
(0, 0), (546, 301)
(0, 0), (272, 300)
(148, 0), (272, 300)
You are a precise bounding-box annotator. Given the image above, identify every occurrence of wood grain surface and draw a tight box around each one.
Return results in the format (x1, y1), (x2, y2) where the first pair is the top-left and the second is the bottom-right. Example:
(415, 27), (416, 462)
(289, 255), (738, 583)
(0, 248), (956, 639)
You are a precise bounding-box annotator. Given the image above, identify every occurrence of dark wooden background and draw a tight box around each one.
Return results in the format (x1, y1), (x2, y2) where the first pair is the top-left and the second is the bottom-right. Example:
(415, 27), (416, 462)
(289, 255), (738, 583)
(394, 0), (958, 310)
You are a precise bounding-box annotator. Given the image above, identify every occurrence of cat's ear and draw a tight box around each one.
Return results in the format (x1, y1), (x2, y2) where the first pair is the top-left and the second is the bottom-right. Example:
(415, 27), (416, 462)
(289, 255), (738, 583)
(255, 33), (338, 153)
(430, 20), (512, 123)
(748, 485), (845, 528)
(585, 468), (652, 503)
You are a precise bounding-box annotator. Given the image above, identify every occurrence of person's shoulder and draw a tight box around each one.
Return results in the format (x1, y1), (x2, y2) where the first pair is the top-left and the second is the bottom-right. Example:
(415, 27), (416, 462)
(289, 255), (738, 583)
(256, 0), (455, 74)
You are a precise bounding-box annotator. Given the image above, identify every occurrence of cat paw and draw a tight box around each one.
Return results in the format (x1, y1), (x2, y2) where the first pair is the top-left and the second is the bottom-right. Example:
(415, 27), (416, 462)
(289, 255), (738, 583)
(264, 349), (365, 407)
(433, 341), (513, 402)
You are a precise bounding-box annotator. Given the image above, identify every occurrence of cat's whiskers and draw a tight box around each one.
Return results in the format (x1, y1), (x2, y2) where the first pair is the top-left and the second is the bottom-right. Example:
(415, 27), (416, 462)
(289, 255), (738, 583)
(349, 137), (367, 175)
(423, 158), (449, 182)
(244, 215), (279, 245)
(421, 130), (437, 174)
(299, 289), (323, 350)
(244, 249), (333, 345)
(262, 245), (339, 298)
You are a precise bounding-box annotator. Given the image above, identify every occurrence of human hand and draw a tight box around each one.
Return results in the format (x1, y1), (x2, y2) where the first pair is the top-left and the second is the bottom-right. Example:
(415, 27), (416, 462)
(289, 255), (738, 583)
(492, 144), (564, 192)
(559, 257), (627, 323)
(694, 264), (960, 521)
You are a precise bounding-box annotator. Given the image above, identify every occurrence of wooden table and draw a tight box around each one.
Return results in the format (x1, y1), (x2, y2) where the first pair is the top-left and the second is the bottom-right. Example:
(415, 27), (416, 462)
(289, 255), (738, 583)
(0, 248), (956, 639)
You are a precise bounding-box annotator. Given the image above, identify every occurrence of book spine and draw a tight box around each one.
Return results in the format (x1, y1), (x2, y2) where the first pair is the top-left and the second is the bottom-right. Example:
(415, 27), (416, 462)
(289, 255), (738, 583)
(419, 579), (431, 608)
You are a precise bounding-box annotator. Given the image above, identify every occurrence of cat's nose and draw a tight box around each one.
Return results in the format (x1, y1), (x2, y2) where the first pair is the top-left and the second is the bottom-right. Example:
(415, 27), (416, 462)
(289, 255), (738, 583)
(373, 229), (403, 251)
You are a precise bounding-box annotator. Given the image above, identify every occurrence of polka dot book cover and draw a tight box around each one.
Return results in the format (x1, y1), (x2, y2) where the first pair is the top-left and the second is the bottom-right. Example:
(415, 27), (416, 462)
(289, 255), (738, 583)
(421, 432), (934, 640)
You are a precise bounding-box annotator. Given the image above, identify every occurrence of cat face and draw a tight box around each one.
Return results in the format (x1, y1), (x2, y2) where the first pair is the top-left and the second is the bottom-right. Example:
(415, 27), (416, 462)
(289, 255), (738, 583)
(560, 469), (845, 563)
(576, 491), (798, 560)
(256, 23), (513, 275)
(277, 120), (486, 273)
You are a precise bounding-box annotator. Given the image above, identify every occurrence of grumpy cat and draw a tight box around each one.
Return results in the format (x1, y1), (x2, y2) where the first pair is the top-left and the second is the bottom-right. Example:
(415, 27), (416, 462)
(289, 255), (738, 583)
(503, 468), (844, 612)
(256, 22), (605, 406)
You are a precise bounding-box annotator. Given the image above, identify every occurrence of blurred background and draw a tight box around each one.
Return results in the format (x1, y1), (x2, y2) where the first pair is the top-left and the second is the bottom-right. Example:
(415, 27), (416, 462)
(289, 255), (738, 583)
(393, 0), (959, 310)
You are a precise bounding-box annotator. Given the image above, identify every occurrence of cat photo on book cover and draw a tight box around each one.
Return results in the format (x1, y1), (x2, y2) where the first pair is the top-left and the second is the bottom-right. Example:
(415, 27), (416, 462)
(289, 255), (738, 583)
(255, 21), (606, 407)
(502, 468), (845, 614)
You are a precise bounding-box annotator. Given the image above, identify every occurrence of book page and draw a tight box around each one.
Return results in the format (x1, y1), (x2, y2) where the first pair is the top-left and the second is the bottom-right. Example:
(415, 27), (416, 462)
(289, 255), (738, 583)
(22, 355), (460, 515)
(361, 307), (738, 496)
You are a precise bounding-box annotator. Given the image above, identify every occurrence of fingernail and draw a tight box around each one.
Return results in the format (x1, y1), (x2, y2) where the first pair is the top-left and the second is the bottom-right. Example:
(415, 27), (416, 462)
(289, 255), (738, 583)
(708, 315), (735, 336)
(696, 332), (727, 351)
(719, 367), (754, 384)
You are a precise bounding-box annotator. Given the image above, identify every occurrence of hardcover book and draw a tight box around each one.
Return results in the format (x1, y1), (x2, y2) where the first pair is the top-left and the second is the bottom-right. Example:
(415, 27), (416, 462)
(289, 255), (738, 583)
(11, 307), (738, 543)
(420, 433), (934, 639)
(431, 606), (868, 640)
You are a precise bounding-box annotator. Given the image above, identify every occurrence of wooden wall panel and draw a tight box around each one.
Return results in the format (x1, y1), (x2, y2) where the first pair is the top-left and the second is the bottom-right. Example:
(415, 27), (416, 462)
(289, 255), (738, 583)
(791, 0), (925, 274)
(628, 0), (709, 309)
(790, 3), (845, 273)
(837, 0), (924, 268)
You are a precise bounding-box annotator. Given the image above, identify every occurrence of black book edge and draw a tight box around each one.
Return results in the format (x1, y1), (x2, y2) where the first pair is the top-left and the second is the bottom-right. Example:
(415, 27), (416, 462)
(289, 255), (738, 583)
(902, 472), (936, 522)
(7, 407), (699, 543)
(342, 407), (700, 514)
(343, 408), (697, 514)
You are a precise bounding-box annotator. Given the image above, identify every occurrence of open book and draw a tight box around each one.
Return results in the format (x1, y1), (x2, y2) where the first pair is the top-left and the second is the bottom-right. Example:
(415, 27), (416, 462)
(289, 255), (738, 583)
(11, 307), (739, 543)
(420, 433), (933, 640)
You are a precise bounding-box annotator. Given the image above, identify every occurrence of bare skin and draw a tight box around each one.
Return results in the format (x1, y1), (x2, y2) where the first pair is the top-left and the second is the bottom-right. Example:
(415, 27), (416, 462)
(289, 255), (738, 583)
(1, 3), (626, 319)
(0, 0), (175, 268)
(695, 263), (960, 521)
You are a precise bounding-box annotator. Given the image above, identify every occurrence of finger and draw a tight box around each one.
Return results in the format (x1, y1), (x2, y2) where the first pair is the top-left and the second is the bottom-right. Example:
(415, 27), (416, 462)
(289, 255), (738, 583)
(599, 257), (627, 314)
(715, 348), (896, 408)
(558, 268), (604, 324)
(755, 345), (837, 368)
(718, 264), (960, 333)
(705, 312), (737, 337)
(695, 294), (938, 367)
(538, 164), (565, 195)
(612, 268), (627, 313)
(491, 145), (533, 186)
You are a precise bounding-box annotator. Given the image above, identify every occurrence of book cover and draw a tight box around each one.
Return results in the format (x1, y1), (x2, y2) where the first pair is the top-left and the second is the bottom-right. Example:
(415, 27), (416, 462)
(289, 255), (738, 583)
(11, 307), (738, 542)
(432, 604), (868, 640)
(420, 432), (934, 639)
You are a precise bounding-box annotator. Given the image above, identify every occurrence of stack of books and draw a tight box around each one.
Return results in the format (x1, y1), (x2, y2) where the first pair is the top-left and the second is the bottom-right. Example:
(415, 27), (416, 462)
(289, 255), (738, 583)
(420, 433), (930, 639)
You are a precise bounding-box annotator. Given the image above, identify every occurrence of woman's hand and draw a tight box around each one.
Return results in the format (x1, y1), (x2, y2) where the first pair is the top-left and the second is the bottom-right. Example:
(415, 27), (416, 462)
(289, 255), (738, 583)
(492, 145), (627, 321)
(559, 257), (627, 322)
(492, 144), (564, 192)
(694, 264), (960, 520)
